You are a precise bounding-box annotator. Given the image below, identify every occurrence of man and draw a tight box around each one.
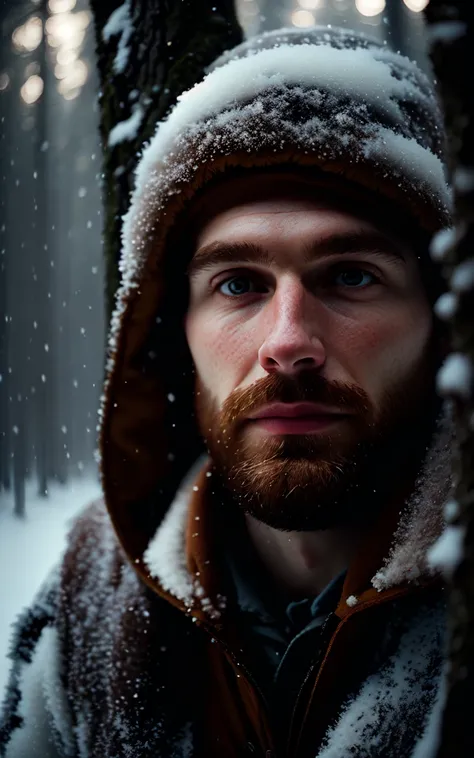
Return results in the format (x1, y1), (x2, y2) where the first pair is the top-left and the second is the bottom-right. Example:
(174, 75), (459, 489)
(1, 25), (453, 758)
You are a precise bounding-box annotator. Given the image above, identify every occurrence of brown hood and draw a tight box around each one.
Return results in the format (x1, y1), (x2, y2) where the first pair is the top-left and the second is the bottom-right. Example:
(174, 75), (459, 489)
(97, 25), (452, 604)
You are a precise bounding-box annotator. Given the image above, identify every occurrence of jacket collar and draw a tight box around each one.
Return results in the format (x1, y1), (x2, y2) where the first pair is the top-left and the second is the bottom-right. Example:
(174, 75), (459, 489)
(142, 411), (453, 624)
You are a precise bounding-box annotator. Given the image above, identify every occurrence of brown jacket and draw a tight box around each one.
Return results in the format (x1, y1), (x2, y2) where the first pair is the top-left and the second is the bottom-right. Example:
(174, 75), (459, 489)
(1, 426), (451, 757)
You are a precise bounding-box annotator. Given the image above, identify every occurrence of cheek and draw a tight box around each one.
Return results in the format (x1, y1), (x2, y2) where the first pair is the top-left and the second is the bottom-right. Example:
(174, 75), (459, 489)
(337, 305), (431, 389)
(185, 313), (254, 397)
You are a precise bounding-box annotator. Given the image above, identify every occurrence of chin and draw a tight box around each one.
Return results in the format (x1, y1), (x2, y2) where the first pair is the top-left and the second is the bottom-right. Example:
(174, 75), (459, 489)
(223, 454), (360, 532)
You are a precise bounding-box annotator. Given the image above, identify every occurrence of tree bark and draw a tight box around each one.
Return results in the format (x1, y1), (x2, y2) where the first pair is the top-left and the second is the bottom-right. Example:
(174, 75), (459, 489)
(88, 0), (243, 318)
(424, 3), (474, 756)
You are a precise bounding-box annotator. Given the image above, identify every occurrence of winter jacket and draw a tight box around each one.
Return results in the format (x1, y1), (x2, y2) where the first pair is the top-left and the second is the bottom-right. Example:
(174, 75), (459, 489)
(0, 24), (454, 758)
(0, 433), (452, 758)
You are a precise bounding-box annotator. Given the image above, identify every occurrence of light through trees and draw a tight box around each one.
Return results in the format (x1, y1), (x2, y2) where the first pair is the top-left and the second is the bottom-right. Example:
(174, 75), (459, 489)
(355, 0), (386, 17)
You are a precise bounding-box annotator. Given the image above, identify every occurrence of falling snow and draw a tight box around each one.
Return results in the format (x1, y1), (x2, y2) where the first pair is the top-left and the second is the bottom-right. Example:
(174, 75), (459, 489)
(434, 292), (457, 321)
(430, 227), (456, 262)
(437, 353), (473, 399)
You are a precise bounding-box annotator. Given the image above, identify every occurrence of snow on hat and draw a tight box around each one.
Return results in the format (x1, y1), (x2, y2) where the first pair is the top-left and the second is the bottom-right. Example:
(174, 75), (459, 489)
(98, 26), (452, 566)
(125, 24), (451, 254)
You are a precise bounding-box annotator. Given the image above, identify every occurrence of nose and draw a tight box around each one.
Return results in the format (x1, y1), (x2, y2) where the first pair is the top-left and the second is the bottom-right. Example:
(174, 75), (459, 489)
(258, 277), (326, 376)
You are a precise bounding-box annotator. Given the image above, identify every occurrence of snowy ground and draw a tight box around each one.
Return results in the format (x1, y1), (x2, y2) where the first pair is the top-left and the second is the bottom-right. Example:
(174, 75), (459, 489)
(0, 473), (102, 695)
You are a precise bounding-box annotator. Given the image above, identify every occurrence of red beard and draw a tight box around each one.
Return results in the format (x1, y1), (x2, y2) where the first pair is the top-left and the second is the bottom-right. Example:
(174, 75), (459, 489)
(194, 354), (440, 531)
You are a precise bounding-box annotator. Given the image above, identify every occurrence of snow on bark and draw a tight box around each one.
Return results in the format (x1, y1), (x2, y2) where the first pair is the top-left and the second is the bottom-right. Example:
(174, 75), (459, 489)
(450, 260), (474, 293)
(430, 227), (457, 262)
(102, 0), (133, 75)
(424, 3), (474, 753)
(434, 292), (457, 321)
(437, 353), (473, 400)
(108, 105), (145, 147)
(428, 525), (465, 578)
(102, 2), (130, 41)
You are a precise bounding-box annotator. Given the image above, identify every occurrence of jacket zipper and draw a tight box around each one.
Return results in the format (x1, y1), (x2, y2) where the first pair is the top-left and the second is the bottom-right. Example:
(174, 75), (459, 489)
(198, 613), (340, 758)
(286, 587), (421, 757)
(197, 620), (279, 757)
(285, 613), (340, 758)
(191, 584), (431, 757)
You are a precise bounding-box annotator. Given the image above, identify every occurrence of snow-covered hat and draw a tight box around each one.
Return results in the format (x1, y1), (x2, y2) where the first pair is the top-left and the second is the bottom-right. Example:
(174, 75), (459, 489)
(99, 26), (451, 565)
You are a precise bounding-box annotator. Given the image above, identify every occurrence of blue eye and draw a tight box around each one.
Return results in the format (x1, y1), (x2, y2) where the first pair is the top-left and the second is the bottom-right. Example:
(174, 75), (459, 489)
(217, 268), (378, 297)
(334, 269), (376, 288)
(219, 276), (256, 296)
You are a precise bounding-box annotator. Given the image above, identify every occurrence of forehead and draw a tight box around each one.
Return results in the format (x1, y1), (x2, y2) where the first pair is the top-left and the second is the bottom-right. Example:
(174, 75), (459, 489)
(195, 198), (376, 250)
(188, 171), (414, 252)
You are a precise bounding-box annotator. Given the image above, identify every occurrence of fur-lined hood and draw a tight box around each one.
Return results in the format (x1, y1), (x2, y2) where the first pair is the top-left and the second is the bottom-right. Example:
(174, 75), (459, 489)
(97, 25), (452, 611)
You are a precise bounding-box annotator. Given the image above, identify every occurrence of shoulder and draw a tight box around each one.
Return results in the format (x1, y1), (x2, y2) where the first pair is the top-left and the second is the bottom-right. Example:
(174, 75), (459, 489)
(60, 498), (135, 597)
(0, 562), (71, 757)
(65, 496), (119, 557)
(57, 498), (151, 645)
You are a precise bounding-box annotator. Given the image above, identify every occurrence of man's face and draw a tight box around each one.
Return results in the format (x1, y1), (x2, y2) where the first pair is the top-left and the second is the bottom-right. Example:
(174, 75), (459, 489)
(184, 175), (439, 531)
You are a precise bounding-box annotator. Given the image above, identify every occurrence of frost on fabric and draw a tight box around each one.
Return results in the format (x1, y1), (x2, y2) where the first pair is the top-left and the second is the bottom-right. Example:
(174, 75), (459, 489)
(317, 605), (444, 758)
(427, 524), (465, 577)
(102, 0), (132, 75)
(144, 477), (194, 607)
(176, 44), (418, 126)
(143, 456), (223, 618)
(3, 626), (74, 758)
(53, 502), (181, 757)
(175, 722), (193, 758)
(411, 670), (447, 758)
(135, 43), (447, 201)
(372, 412), (453, 591)
(437, 353), (473, 399)
(108, 105), (144, 147)
(362, 128), (448, 208)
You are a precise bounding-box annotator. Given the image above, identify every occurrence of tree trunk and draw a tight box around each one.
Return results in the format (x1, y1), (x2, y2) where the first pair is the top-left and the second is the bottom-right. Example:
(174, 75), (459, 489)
(88, 0), (243, 319)
(424, 3), (474, 756)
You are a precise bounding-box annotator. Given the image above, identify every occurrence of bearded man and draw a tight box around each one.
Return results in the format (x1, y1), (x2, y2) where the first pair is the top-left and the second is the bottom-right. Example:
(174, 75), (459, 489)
(0, 25), (453, 758)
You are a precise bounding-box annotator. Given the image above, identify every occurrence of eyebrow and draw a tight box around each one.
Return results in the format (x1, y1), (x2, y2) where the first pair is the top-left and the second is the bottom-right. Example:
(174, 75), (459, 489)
(186, 232), (407, 279)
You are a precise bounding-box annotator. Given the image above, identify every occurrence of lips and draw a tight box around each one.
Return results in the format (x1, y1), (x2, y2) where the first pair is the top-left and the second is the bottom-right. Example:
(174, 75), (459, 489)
(247, 403), (350, 435)
(249, 402), (348, 420)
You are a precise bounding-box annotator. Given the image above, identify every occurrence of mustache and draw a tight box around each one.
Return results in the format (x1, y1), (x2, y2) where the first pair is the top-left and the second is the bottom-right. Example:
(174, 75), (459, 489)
(219, 371), (371, 428)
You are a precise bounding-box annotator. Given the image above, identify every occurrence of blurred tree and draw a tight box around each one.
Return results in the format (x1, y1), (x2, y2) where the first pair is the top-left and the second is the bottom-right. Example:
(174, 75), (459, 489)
(1, 0), (105, 515)
(424, 2), (474, 757)
(88, 0), (243, 318)
(0, 2), (10, 497)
